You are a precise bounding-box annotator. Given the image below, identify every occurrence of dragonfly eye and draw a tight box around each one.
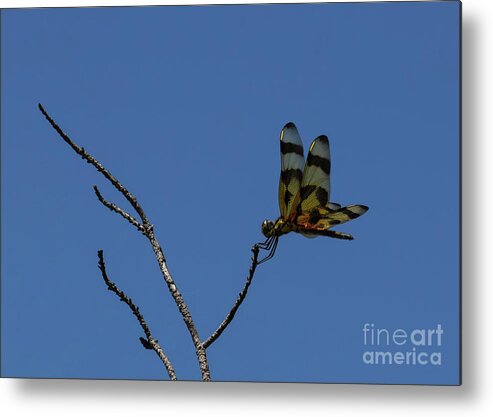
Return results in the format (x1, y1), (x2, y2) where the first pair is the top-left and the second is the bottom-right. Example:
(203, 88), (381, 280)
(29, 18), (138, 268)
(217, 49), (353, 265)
(261, 220), (274, 237)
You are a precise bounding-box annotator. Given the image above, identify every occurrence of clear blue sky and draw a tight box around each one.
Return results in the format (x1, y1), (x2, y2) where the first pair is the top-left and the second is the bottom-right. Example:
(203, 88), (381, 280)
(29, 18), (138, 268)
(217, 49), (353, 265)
(1, 2), (460, 384)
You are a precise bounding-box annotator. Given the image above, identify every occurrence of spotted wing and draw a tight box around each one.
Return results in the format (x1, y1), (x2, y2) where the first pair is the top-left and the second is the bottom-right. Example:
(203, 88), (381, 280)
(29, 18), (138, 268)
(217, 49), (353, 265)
(296, 205), (369, 230)
(279, 122), (305, 219)
(298, 135), (331, 214)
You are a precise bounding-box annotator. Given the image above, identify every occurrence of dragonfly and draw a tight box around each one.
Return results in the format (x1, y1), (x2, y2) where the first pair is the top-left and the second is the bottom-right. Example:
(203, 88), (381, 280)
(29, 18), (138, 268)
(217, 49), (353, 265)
(258, 122), (369, 264)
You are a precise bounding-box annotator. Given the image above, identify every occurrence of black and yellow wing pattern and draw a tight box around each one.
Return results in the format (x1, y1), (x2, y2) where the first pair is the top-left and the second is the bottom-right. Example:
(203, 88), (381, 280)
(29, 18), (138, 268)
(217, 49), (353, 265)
(278, 122), (305, 220)
(294, 134), (368, 237)
(259, 122), (368, 263)
(298, 134), (331, 214)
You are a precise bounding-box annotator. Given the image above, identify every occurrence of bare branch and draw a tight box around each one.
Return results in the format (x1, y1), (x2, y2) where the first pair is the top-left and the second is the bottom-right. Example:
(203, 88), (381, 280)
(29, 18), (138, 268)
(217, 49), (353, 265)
(203, 245), (260, 349)
(145, 234), (210, 380)
(93, 186), (145, 233)
(40, 104), (211, 381)
(38, 103), (149, 226)
(97, 250), (177, 381)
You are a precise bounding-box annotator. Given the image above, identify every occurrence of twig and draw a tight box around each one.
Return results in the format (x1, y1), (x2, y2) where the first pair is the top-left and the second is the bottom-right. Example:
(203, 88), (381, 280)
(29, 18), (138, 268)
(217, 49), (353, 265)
(38, 104), (148, 225)
(39, 104), (211, 381)
(94, 186), (145, 233)
(97, 250), (177, 381)
(203, 245), (260, 349)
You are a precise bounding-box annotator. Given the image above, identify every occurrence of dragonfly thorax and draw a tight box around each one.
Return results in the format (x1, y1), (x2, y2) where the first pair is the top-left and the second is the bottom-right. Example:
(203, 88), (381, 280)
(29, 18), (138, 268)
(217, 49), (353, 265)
(262, 218), (291, 238)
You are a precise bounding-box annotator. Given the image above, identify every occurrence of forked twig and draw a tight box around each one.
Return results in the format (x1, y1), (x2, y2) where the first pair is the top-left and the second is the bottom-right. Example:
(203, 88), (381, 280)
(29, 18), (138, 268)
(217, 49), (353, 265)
(93, 186), (145, 233)
(203, 245), (260, 349)
(39, 103), (210, 381)
(97, 250), (177, 380)
(38, 104), (148, 224)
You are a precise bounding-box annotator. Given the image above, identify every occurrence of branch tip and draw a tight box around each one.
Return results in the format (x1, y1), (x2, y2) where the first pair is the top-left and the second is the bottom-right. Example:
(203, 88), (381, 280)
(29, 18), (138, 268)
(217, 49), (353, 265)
(97, 251), (177, 380)
(139, 337), (153, 350)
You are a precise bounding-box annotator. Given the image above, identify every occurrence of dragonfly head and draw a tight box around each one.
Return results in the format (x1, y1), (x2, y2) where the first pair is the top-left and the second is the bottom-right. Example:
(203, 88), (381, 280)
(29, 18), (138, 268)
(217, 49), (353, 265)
(261, 219), (275, 238)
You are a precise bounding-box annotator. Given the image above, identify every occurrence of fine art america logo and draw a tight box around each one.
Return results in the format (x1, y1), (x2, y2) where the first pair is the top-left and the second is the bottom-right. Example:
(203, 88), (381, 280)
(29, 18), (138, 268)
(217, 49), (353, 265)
(362, 323), (443, 366)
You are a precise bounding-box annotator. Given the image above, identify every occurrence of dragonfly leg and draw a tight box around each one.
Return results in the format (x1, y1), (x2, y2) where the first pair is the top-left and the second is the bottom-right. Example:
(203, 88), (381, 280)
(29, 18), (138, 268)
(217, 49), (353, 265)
(257, 236), (275, 250)
(257, 237), (279, 265)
